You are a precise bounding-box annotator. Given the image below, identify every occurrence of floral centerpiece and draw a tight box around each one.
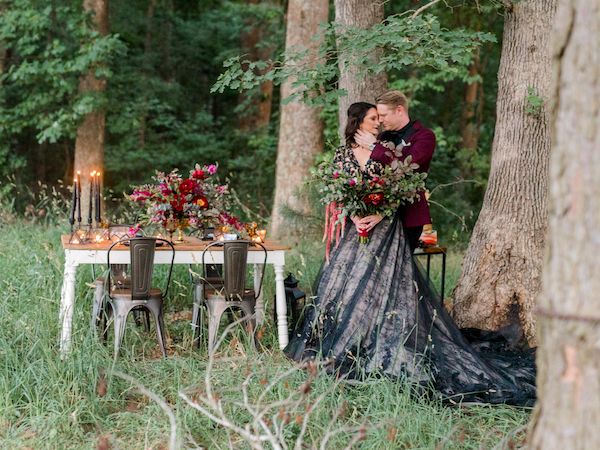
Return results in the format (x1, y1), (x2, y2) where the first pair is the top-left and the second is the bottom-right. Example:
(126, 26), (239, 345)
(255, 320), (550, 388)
(314, 150), (426, 257)
(129, 163), (233, 241)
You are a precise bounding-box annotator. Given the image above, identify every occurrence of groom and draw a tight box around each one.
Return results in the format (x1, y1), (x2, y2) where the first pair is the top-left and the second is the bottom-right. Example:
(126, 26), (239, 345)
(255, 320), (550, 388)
(355, 90), (436, 252)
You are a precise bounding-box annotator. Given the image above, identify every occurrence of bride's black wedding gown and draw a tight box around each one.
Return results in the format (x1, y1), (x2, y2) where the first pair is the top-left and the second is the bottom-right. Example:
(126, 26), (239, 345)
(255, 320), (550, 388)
(284, 147), (536, 406)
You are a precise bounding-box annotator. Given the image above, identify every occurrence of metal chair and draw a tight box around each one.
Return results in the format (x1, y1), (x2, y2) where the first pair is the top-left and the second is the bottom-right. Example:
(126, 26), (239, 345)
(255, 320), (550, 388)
(104, 236), (175, 358)
(193, 240), (267, 352)
(92, 225), (148, 333)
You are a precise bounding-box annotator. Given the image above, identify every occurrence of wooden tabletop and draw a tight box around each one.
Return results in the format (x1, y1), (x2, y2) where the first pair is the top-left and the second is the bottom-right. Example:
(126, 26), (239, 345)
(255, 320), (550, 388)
(61, 234), (290, 251)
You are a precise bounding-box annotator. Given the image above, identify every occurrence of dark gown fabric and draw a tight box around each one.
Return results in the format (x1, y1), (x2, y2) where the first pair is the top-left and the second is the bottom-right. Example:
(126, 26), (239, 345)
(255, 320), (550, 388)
(284, 145), (536, 406)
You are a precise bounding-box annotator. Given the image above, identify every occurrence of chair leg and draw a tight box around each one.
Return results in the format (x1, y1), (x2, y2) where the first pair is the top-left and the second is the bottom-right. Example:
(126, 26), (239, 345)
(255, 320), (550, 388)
(92, 280), (105, 336)
(146, 301), (167, 358)
(192, 283), (206, 349)
(112, 303), (130, 359)
(239, 302), (257, 348)
(207, 301), (229, 353)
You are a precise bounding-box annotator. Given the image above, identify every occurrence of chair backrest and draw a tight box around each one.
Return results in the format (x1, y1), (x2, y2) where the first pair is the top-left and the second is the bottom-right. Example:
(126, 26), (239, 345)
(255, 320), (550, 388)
(108, 237), (175, 300)
(202, 240), (267, 300)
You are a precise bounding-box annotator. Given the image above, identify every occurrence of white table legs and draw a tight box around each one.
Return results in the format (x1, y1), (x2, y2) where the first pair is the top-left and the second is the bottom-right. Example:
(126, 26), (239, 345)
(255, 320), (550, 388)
(59, 259), (78, 357)
(253, 264), (265, 324)
(274, 264), (289, 349)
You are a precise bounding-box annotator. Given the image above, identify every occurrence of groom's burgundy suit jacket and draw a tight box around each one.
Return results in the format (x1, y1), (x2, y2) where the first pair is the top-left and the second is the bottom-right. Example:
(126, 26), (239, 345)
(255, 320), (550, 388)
(371, 120), (436, 228)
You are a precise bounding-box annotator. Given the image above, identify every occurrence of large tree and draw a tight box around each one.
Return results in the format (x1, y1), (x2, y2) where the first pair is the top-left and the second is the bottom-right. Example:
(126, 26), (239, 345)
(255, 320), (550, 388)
(334, 0), (386, 137)
(452, 0), (557, 345)
(270, 0), (328, 237)
(73, 0), (109, 215)
(529, 0), (600, 446)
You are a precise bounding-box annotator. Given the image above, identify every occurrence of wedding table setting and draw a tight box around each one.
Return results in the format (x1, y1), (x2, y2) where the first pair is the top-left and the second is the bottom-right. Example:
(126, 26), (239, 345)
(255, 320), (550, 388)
(59, 163), (291, 356)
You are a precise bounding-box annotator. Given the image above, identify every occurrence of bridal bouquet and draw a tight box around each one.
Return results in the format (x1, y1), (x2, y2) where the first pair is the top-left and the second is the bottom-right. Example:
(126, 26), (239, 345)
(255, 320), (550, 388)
(315, 153), (426, 255)
(129, 163), (233, 231)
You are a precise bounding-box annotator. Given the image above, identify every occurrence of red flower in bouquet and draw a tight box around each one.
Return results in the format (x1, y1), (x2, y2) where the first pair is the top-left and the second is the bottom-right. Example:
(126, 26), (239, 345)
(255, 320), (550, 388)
(195, 195), (209, 209)
(364, 192), (384, 206)
(179, 178), (197, 195)
(191, 169), (206, 180)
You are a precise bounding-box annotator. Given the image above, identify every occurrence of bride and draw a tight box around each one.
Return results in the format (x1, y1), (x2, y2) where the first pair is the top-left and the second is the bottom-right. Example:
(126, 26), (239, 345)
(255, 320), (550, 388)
(284, 101), (535, 406)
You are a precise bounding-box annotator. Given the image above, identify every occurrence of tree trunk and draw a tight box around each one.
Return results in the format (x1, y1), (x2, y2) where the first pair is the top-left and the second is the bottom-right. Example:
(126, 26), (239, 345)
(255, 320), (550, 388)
(237, 0), (275, 131)
(139, 0), (158, 149)
(529, 1), (600, 447)
(451, 0), (556, 346)
(270, 0), (328, 238)
(334, 0), (386, 139)
(74, 0), (108, 218)
(460, 47), (481, 153)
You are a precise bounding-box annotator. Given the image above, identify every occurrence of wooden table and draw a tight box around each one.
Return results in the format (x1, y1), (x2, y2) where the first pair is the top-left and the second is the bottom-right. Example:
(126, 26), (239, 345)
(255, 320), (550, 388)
(59, 235), (290, 356)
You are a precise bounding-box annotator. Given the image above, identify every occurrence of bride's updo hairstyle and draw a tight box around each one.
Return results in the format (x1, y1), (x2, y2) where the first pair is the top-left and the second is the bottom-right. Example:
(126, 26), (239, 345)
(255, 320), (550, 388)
(344, 102), (376, 146)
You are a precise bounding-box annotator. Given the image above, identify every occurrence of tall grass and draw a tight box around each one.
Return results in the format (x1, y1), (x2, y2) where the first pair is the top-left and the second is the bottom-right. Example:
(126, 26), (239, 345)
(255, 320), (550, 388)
(0, 220), (529, 449)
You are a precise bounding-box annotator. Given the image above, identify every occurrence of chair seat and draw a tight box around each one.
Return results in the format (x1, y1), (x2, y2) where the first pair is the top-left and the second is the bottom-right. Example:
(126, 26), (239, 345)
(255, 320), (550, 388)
(111, 288), (162, 300)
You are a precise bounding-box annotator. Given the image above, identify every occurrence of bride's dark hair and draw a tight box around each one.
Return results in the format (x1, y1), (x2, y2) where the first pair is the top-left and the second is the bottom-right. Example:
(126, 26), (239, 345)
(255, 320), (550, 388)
(344, 102), (376, 146)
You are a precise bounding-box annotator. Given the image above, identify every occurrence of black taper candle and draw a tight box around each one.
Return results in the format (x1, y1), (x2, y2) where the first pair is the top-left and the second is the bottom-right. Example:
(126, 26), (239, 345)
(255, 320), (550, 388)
(69, 175), (76, 226)
(95, 172), (101, 224)
(88, 171), (94, 226)
(76, 171), (82, 225)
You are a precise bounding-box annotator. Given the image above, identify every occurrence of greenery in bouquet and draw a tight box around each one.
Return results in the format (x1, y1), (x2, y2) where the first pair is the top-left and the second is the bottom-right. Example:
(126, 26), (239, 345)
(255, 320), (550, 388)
(314, 154), (427, 252)
(129, 164), (234, 232)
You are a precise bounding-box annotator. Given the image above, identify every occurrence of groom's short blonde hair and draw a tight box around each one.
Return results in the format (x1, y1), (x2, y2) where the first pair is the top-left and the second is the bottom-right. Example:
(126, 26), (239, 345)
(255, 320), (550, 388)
(375, 90), (409, 111)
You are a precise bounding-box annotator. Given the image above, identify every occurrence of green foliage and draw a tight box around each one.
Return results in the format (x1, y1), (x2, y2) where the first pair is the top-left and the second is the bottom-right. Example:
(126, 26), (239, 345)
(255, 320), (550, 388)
(213, 13), (495, 105)
(525, 86), (544, 116)
(0, 1), (124, 143)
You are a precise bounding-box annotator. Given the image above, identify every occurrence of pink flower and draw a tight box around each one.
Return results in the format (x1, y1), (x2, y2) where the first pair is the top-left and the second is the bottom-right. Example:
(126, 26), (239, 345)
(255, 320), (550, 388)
(216, 185), (228, 195)
(206, 164), (217, 175)
(332, 171), (340, 179)
(348, 178), (357, 186)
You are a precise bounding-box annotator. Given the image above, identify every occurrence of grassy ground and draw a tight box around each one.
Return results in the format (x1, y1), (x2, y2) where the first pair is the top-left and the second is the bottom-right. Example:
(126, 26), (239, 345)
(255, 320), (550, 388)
(0, 221), (530, 449)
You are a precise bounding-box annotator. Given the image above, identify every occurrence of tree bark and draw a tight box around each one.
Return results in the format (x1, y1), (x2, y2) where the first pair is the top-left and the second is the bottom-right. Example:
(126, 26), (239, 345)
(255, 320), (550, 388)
(237, 0), (275, 131)
(334, 0), (387, 139)
(139, 0), (158, 149)
(270, 0), (328, 238)
(74, 0), (108, 217)
(460, 47), (481, 153)
(451, 0), (557, 346)
(529, 1), (600, 447)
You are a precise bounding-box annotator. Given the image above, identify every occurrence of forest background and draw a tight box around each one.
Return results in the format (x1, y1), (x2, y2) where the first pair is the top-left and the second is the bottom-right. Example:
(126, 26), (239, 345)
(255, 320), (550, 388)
(0, 0), (501, 241)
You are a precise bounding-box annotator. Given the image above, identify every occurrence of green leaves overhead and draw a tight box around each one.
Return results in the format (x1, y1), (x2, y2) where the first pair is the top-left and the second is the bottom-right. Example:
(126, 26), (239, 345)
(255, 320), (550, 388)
(212, 13), (496, 104)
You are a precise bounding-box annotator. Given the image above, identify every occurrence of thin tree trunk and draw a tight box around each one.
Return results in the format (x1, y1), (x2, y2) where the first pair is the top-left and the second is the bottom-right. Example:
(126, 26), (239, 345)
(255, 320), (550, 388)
(334, 0), (386, 138)
(451, 0), (556, 346)
(529, 1), (600, 447)
(460, 47), (481, 153)
(237, 0), (275, 131)
(139, 0), (157, 149)
(270, 0), (328, 238)
(73, 0), (108, 217)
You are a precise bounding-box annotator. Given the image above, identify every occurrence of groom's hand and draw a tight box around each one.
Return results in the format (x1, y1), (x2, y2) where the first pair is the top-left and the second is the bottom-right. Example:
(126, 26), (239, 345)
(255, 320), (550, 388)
(359, 214), (383, 232)
(354, 130), (377, 149)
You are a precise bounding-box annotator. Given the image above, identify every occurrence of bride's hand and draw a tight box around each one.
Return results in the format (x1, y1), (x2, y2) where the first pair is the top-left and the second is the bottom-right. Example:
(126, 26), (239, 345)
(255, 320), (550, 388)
(359, 214), (383, 232)
(354, 130), (377, 149)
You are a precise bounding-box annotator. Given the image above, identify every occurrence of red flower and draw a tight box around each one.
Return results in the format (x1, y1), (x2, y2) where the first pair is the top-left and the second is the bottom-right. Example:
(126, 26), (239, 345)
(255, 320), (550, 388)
(191, 169), (206, 180)
(179, 178), (197, 195)
(170, 196), (186, 212)
(195, 196), (209, 209)
(364, 192), (384, 206)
